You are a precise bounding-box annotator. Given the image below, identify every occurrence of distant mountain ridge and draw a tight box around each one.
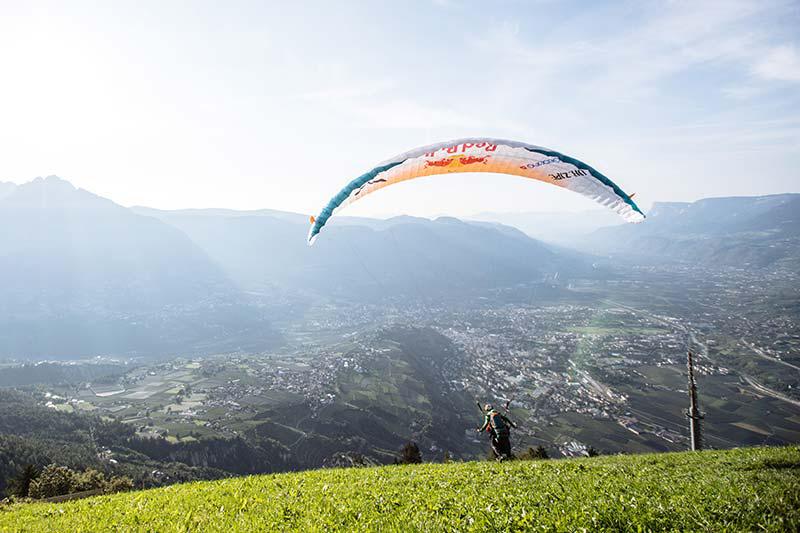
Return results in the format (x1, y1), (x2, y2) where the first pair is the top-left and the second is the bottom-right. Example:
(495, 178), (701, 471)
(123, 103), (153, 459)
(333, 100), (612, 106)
(468, 209), (624, 244)
(0, 181), (16, 201)
(1, 177), (579, 358)
(138, 206), (577, 299)
(3, 176), (797, 358)
(585, 193), (800, 267)
(0, 176), (117, 211)
(629, 194), (800, 235)
(0, 176), (233, 307)
(0, 176), (280, 358)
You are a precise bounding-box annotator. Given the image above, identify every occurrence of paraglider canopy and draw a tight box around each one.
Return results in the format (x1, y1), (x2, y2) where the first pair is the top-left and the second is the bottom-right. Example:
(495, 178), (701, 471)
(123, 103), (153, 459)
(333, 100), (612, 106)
(308, 138), (644, 245)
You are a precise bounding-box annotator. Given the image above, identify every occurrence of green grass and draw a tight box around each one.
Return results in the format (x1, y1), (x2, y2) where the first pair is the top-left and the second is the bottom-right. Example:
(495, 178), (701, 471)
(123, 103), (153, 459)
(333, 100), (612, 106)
(2, 447), (799, 532)
(567, 326), (666, 336)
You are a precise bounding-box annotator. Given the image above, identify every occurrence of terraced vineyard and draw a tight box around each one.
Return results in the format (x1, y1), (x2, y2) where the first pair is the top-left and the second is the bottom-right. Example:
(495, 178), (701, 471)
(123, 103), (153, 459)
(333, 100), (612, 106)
(2, 447), (798, 532)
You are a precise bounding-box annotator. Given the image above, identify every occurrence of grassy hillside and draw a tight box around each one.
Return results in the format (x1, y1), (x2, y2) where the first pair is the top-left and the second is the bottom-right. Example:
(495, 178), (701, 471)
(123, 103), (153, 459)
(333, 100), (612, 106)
(2, 447), (798, 532)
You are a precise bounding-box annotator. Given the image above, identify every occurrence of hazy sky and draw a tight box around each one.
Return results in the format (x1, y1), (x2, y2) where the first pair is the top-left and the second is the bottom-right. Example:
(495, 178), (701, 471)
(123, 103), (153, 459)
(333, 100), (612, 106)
(1, 0), (799, 217)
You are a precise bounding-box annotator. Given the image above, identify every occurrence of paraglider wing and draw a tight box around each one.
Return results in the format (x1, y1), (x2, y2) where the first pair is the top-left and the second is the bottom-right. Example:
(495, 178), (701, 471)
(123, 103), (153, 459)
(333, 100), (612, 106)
(307, 138), (645, 244)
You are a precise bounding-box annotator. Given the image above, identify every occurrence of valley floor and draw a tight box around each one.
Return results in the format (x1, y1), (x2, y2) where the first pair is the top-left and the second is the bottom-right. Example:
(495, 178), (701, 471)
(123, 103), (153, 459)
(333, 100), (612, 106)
(1, 446), (798, 532)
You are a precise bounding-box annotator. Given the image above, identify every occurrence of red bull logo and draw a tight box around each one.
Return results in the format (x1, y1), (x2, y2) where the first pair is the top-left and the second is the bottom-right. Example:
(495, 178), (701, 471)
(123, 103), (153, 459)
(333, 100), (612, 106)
(425, 155), (490, 168)
(425, 158), (454, 168)
(459, 155), (488, 165)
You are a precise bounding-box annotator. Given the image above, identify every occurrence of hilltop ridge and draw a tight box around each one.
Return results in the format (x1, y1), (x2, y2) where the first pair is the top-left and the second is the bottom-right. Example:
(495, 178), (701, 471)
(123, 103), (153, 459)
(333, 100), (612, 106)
(0, 177), (571, 358)
(584, 193), (800, 268)
(1, 446), (798, 532)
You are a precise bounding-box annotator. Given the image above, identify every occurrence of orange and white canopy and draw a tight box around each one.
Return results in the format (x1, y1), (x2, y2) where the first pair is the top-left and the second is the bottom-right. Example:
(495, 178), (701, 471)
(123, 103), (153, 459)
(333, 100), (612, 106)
(308, 138), (644, 245)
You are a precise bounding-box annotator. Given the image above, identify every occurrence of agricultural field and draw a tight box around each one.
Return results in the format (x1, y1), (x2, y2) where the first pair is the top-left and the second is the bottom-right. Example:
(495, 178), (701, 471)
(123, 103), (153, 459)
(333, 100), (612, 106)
(10, 289), (800, 466)
(3, 262), (798, 483)
(2, 447), (798, 532)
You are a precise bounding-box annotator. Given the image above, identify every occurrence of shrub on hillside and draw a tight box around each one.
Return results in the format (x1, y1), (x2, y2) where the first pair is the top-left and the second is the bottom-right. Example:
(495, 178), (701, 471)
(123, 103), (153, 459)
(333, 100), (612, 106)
(28, 465), (74, 499)
(26, 464), (133, 499)
(398, 442), (422, 464)
(72, 469), (107, 492)
(104, 475), (134, 494)
(519, 446), (549, 460)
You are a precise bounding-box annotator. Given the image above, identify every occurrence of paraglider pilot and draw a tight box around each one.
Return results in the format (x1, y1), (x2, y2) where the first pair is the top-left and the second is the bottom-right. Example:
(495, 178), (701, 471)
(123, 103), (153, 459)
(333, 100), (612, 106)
(477, 404), (517, 461)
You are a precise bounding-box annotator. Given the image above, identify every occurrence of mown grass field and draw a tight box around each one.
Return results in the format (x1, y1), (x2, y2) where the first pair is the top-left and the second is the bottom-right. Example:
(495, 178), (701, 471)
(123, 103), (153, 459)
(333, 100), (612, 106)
(2, 447), (799, 532)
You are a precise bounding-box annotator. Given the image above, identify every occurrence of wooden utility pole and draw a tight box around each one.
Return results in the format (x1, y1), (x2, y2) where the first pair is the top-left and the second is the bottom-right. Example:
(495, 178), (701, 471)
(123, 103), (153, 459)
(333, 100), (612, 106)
(686, 350), (704, 451)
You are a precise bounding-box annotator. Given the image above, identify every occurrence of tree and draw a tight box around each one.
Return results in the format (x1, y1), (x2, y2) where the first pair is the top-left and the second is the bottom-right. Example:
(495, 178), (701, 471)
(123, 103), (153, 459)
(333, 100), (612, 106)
(398, 442), (422, 464)
(7, 464), (39, 497)
(105, 475), (134, 494)
(72, 468), (107, 492)
(28, 465), (76, 499)
(520, 445), (549, 460)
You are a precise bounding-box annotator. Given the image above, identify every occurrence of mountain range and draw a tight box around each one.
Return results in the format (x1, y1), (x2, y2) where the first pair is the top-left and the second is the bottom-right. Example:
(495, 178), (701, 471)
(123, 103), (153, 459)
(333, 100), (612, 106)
(0, 181), (16, 201)
(467, 209), (624, 244)
(585, 194), (800, 268)
(0, 177), (572, 358)
(0, 177), (279, 358)
(136, 208), (577, 298)
(1, 176), (798, 358)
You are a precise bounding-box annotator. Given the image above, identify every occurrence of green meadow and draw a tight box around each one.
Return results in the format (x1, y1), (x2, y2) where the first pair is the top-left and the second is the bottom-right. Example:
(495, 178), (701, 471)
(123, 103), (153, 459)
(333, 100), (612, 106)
(2, 446), (798, 532)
